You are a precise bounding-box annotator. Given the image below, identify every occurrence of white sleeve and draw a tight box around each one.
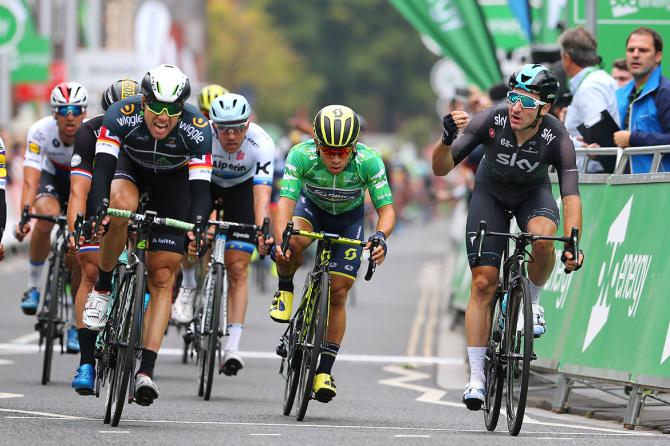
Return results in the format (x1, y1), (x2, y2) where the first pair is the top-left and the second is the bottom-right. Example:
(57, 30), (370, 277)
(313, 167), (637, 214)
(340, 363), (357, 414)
(23, 123), (44, 171)
(253, 127), (275, 186)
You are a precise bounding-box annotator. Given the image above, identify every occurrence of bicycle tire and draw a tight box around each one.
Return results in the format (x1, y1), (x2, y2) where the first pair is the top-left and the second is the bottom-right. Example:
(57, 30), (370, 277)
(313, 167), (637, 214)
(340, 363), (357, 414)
(42, 256), (63, 385)
(196, 269), (212, 397)
(282, 316), (302, 416)
(203, 263), (223, 401)
(483, 290), (504, 431)
(505, 277), (532, 436)
(110, 263), (143, 427)
(296, 272), (329, 421)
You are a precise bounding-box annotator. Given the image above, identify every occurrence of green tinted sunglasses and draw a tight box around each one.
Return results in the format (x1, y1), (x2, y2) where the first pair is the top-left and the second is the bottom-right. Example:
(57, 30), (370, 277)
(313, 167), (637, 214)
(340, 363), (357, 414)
(507, 91), (546, 109)
(146, 100), (183, 117)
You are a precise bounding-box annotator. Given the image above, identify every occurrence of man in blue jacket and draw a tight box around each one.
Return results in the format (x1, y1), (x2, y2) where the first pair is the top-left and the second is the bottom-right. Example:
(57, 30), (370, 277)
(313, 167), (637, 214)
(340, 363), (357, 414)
(614, 27), (670, 173)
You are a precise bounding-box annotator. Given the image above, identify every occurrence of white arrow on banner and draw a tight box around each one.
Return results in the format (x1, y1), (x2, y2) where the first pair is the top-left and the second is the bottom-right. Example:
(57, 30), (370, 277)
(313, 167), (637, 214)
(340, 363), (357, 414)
(661, 321), (670, 364)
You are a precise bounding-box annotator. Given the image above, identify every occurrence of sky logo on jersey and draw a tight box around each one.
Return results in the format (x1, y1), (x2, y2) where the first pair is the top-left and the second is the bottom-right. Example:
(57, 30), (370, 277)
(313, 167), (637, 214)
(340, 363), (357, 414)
(116, 114), (143, 127)
(494, 114), (507, 128)
(495, 152), (539, 172)
(305, 184), (362, 203)
(541, 128), (556, 144)
(179, 121), (206, 144)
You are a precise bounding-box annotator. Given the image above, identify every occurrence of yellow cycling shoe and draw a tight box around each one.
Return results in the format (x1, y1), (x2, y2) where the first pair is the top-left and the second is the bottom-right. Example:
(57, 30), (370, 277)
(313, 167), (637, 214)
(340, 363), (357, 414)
(314, 373), (336, 403)
(269, 290), (293, 323)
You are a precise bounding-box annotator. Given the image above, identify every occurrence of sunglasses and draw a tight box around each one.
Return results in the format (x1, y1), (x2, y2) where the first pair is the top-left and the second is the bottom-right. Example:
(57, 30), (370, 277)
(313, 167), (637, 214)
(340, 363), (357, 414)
(507, 91), (546, 109)
(319, 145), (353, 158)
(55, 105), (85, 117)
(215, 123), (247, 135)
(145, 100), (183, 117)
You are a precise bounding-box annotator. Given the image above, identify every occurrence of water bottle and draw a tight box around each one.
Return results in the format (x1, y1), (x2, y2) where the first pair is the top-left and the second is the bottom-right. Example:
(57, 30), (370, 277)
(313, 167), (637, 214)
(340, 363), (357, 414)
(143, 291), (150, 312)
(498, 292), (508, 331)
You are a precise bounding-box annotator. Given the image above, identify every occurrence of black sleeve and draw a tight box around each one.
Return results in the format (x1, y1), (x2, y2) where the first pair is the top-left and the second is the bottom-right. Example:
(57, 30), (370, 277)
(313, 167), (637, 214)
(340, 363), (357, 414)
(72, 118), (100, 175)
(87, 153), (118, 217)
(550, 124), (580, 197)
(451, 108), (492, 165)
(0, 189), (5, 242)
(188, 179), (211, 224)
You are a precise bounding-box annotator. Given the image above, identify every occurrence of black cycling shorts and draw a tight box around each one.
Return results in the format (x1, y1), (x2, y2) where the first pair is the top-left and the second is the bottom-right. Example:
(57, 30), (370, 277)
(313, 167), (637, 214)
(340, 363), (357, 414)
(465, 173), (560, 268)
(211, 178), (256, 254)
(113, 150), (190, 254)
(293, 195), (364, 280)
(36, 171), (70, 210)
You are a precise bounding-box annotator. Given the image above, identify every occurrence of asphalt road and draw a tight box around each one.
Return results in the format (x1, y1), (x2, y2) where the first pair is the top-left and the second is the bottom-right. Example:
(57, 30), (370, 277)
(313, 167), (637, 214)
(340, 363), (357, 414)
(0, 221), (665, 445)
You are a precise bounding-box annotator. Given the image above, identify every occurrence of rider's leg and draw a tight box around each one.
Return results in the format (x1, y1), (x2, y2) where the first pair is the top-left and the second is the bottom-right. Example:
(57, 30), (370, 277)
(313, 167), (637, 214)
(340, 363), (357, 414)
(223, 249), (252, 351)
(76, 250), (99, 364)
(526, 216), (559, 297)
(28, 196), (60, 287)
(464, 266), (499, 388)
(319, 274), (354, 372)
(141, 251), (182, 376)
(96, 179), (139, 291)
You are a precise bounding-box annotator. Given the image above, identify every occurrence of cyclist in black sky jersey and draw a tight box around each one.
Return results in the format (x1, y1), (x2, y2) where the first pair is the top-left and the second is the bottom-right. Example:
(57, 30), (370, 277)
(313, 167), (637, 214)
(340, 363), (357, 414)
(432, 64), (584, 411)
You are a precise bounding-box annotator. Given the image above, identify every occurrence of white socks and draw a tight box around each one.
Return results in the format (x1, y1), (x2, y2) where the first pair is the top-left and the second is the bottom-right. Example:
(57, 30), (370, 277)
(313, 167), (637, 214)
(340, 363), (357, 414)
(467, 346), (487, 388)
(225, 323), (244, 352)
(28, 261), (45, 289)
(181, 266), (197, 289)
(528, 279), (543, 305)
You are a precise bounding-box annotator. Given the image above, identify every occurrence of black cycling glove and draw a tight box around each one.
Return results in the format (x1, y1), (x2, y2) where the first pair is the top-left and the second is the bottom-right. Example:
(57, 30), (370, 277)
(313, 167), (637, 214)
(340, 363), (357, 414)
(368, 230), (388, 257)
(561, 248), (584, 271)
(441, 113), (459, 146)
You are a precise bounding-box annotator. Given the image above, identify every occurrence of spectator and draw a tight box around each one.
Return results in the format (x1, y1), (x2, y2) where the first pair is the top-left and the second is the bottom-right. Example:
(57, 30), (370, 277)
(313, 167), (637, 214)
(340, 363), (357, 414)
(559, 27), (620, 144)
(560, 27), (621, 172)
(614, 27), (670, 173)
(612, 58), (633, 88)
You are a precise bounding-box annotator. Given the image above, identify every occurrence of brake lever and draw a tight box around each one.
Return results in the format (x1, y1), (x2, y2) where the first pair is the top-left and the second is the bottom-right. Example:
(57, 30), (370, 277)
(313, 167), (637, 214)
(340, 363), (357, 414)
(194, 215), (206, 258)
(476, 220), (487, 261)
(259, 216), (271, 260)
(564, 227), (580, 274)
(73, 213), (84, 250)
(280, 221), (294, 256)
(364, 237), (380, 281)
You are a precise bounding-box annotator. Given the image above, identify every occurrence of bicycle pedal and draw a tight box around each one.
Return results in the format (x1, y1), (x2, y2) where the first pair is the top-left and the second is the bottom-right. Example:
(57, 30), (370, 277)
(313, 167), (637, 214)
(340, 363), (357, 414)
(276, 344), (288, 358)
(531, 353), (537, 361)
(182, 331), (193, 343)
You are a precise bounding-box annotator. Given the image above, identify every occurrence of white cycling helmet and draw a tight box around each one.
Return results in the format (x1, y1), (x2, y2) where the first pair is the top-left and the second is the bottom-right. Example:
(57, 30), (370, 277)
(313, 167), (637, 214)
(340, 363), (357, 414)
(50, 82), (88, 108)
(140, 64), (190, 103)
(209, 93), (251, 125)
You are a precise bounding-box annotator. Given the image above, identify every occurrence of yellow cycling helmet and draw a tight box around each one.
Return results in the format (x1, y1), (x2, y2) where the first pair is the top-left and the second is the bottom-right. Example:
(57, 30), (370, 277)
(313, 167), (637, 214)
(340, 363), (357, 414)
(198, 84), (228, 115)
(313, 104), (360, 148)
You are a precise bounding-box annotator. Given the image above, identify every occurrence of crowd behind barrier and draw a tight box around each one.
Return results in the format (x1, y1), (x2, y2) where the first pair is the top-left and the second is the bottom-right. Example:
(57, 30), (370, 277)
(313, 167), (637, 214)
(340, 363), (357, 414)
(447, 145), (670, 428)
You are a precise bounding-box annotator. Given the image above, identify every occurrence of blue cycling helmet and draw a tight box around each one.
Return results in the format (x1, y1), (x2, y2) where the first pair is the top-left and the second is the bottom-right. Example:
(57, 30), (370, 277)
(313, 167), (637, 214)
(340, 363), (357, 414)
(508, 64), (559, 104)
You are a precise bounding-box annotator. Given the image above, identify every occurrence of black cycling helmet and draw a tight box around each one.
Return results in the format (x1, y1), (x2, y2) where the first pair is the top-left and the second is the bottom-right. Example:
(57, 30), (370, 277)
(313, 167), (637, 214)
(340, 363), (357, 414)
(140, 64), (191, 104)
(101, 79), (140, 111)
(508, 64), (560, 104)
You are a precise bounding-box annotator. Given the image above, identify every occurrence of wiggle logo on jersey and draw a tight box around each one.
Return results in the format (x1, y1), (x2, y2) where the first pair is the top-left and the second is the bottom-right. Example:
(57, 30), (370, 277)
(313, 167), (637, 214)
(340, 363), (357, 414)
(541, 128), (556, 145)
(179, 121), (206, 144)
(116, 114), (143, 127)
(192, 116), (208, 128)
(495, 152), (540, 172)
(494, 114), (507, 128)
(120, 104), (135, 116)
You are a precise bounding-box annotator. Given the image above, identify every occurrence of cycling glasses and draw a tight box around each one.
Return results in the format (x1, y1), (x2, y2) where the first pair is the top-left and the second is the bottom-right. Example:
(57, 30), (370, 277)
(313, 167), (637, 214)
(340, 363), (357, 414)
(145, 100), (183, 117)
(55, 105), (85, 117)
(319, 145), (353, 158)
(214, 123), (247, 135)
(507, 91), (546, 109)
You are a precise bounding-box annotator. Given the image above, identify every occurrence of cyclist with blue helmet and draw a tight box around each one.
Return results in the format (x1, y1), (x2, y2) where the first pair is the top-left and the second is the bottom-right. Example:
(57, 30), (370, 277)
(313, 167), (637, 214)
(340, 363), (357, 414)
(432, 64), (584, 411)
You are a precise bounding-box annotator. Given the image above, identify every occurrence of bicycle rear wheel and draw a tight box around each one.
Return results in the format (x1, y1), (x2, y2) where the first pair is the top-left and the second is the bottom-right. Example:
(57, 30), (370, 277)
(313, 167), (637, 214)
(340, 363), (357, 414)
(296, 272), (329, 421)
(483, 289), (504, 431)
(505, 277), (532, 436)
(110, 263), (143, 427)
(42, 258), (63, 385)
(203, 264), (223, 401)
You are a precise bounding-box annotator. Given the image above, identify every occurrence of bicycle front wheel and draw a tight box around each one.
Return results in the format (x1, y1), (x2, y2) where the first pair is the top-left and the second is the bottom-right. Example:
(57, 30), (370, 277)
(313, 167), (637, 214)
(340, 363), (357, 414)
(42, 257), (63, 386)
(505, 277), (533, 436)
(483, 290), (504, 431)
(282, 316), (302, 416)
(203, 263), (223, 401)
(296, 272), (329, 421)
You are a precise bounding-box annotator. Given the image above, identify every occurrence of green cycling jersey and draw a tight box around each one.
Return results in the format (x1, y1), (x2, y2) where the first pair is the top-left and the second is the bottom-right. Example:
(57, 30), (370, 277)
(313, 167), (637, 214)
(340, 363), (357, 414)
(280, 140), (393, 215)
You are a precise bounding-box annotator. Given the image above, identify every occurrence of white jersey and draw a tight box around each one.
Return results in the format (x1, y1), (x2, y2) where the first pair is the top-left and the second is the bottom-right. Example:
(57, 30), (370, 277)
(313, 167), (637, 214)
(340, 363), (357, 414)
(210, 122), (275, 188)
(23, 116), (73, 179)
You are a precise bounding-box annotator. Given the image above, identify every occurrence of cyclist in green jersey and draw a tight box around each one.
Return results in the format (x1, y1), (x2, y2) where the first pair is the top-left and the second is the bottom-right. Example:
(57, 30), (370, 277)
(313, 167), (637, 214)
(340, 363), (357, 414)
(271, 105), (395, 403)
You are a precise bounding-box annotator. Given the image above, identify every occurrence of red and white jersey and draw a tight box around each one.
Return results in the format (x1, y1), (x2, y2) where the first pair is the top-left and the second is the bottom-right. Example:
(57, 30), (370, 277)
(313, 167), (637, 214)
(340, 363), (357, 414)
(23, 116), (73, 179)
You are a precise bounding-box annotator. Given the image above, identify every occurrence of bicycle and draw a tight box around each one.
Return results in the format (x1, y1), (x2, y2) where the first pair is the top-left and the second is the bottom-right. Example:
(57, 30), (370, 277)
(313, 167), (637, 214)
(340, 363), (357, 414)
(93, 198), (201, 427)
(276, 221), (379, 421)
(475, 216), (579, 436)
(190, 215), (269, 401)
(18, 205), (81, 385)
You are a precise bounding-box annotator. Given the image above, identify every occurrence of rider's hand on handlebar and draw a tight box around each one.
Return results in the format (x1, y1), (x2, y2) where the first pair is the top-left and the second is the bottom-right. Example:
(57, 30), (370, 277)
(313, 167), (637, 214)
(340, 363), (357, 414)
(561, 248), (584, 272)
(256, 233), (274, 256)
(14, 222), (30, 241)
(365, 231), (388, 265)
(271, 243), (290, 264)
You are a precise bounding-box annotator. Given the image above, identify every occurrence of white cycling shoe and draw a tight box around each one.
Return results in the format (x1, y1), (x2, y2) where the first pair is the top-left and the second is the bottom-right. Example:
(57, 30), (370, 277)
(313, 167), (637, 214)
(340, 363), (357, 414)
(135, 373), (160, 406)
(171, 287), (196, 324)
(220, 350), (245, 376)
(462, 383), (485, 411)
(532, 304), (546, 338)
(82, 290), (110, 332)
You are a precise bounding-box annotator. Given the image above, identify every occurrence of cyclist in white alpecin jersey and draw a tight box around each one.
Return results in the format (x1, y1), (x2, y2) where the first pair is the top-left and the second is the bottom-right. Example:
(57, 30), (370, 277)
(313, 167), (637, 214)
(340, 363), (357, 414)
(172, 92), (274, 376)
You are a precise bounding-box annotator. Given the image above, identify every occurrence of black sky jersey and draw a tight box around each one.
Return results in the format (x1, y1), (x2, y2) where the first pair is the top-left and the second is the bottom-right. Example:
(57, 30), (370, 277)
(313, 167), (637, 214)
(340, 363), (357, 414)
(451, 104), (579, 197)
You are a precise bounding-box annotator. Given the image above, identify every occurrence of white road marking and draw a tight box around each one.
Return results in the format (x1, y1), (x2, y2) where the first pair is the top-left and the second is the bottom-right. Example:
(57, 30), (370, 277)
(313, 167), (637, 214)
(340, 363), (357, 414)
(423, 280), (441, 357)
(0, 393), (23, 399)
(99, 430), (130, 433)
(406, 270), (431, 357)
(249, 433), (281, 436)
(0, 343), (462, 365)
(0, 359), (14, 365)
(394, 434), (430, 438)
(537, 438), (574, 440)
(9, 332), (39, 344)
(0, 408), (83, 419)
